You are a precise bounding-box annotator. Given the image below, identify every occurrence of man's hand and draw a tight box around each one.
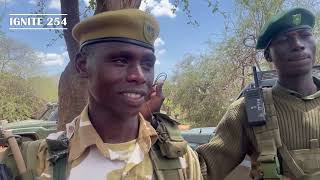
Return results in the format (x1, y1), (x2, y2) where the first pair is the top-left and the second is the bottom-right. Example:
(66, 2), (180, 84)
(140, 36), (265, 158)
(140, 82), (165, 121)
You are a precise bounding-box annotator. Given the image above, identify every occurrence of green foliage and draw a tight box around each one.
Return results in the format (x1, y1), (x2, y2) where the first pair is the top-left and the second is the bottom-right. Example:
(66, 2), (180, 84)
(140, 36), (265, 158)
(172, 0), (224, 26)
(83, 0), (96, 17)
(164, 0), (320, 127)
(0, 73), (45, 122)
(0, 35), (58, 122)
(164, 48), (244, 127)
(28, 76), (59, 102)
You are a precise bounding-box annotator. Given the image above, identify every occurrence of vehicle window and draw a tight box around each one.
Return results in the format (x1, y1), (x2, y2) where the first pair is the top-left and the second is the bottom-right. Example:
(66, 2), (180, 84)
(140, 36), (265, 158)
(48, 109), (59, 122)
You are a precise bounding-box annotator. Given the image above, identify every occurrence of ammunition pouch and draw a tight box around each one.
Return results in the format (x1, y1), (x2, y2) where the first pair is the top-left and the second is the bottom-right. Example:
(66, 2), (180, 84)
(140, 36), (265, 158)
(150, 144), (187, 180)
(290, 148), (320, 174)
(278, 143), (320, 180)
(152, 112), (188, 158)
(150, 112), (188, 180)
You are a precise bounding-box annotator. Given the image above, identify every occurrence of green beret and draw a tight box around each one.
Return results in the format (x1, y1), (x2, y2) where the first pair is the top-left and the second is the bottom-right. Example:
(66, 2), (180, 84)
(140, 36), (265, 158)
(72, 9), (159, 51)
(256, 8), (315, 49)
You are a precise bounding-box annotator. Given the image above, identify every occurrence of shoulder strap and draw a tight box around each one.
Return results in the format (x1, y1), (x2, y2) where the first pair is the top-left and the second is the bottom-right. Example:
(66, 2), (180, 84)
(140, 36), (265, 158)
(254, 88), (282, 152)
(251, 88), (283, 179)
(150, 113), (188, 180)
(52, 155), (68, 180)
(149, 144), (186, 180)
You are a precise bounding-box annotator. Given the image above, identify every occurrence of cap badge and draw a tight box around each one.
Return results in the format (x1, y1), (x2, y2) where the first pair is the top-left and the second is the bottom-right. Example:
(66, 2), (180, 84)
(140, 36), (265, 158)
(144, 21), (157, 43)
(292, 13), (302, 25)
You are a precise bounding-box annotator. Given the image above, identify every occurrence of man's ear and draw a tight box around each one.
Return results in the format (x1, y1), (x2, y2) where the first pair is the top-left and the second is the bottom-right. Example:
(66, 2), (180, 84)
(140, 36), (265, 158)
(264, 49), (272, 62)
(75, 53), (88, 78)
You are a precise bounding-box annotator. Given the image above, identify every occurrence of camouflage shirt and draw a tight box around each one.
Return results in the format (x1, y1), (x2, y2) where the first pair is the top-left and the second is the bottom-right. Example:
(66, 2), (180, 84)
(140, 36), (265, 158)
(35, 105), (202, 180)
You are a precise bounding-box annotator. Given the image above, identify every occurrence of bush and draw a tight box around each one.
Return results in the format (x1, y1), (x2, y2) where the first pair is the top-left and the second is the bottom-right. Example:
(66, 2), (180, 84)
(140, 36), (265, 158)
(0, 73), (45, 122)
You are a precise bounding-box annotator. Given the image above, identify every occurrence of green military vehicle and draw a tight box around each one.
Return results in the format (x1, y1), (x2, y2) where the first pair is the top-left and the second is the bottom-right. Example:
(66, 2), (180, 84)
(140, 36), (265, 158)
(1, 103), (58, 141)
(181, 127), (215, 149)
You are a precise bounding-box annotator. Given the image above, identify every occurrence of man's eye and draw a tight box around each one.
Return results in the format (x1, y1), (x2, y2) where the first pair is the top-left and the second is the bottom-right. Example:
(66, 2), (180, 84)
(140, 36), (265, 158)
(301, 32), (313, 37)
(275, 36), (288, 42)
(141, 60), (154, 70)
(112, 58), (128, 64)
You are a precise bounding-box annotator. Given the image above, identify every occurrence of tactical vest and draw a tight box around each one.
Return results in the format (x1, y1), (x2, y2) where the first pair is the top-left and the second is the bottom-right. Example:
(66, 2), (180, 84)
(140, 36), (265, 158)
(248, 88), (320, 180)
(0, 113), (189, 180)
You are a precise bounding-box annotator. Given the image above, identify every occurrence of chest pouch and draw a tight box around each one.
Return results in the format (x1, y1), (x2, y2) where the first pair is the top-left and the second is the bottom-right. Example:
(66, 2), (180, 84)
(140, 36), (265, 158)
(284, 139), (320, 176)
(152, 113), (187, 159)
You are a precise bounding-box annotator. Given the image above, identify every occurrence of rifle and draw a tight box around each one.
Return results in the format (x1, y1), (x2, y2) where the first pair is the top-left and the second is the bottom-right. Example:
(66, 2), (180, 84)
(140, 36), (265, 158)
(0, 127), (27, 178)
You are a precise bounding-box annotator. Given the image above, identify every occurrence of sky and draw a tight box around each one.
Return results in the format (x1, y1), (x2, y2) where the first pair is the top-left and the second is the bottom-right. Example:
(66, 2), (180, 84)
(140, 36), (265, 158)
(0, 0), (235, 77)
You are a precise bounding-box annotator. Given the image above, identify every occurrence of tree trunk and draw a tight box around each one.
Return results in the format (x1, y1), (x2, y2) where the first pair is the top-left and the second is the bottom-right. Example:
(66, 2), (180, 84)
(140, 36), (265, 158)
(58, 0), (87, 131)
(58, 0), (142, 131)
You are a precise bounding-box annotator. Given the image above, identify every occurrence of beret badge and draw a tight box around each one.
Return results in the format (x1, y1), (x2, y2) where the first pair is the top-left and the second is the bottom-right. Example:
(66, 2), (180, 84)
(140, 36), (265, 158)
(144, 20), (158, 44)
(292, 13), (302, 25)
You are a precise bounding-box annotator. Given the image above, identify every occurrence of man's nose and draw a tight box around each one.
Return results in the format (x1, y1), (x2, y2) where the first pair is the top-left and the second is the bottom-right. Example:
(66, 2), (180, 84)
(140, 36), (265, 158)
(126, 65), (146, 84)
(291, 36), (305, 51)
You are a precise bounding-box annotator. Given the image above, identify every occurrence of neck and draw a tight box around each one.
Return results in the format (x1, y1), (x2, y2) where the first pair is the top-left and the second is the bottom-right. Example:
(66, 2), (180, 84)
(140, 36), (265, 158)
(278, 72), (317, 96)
(88, 98), (139, 144)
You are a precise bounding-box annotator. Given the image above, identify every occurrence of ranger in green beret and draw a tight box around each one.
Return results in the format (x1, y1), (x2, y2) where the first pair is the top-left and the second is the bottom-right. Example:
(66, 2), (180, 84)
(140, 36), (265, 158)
(197, 7), (320, 180)
(0, 9), (202, 180)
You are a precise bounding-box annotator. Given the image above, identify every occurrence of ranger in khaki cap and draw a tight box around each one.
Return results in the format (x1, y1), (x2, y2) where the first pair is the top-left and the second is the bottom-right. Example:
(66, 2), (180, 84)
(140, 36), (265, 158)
(197, 7), (320, 180)
(0, 9), (202, 180)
